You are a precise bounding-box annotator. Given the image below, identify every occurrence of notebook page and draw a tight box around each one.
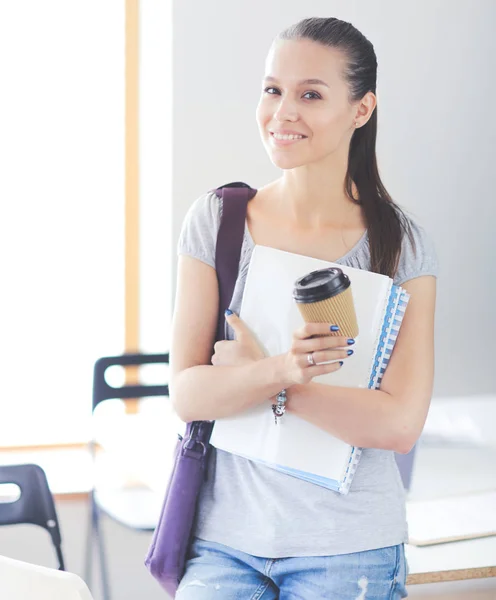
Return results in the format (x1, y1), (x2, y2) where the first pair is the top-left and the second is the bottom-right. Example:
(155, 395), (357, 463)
(210, 245), (392, 483)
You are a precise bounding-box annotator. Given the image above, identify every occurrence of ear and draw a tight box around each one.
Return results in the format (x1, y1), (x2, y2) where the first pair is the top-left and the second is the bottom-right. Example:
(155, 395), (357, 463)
(355, 91), (377, 127)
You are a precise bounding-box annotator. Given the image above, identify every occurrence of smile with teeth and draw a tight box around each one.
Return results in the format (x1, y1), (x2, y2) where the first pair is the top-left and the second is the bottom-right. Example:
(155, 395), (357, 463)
(271, 132), (305, 140)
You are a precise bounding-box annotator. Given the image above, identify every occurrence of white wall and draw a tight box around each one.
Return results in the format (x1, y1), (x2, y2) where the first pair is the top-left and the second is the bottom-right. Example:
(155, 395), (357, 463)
(171, 0), (496, 398)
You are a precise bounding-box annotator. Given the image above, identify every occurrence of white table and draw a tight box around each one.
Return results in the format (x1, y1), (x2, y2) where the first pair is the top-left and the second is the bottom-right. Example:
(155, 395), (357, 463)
(405, 444), (496, 584)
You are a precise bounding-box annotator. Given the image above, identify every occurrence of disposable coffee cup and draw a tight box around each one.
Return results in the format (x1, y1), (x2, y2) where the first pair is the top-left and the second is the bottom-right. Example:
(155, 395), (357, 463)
(293, 267), (359, 339)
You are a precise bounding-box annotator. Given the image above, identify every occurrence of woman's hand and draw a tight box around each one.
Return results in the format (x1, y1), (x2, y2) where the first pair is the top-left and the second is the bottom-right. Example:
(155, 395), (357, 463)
(211, 310), (266, 367)
(282, 322), (355, 385)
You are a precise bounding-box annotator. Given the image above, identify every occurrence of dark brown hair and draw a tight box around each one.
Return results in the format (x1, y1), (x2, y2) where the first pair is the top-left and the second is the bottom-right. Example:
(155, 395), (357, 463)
(277, 17), (415, 278)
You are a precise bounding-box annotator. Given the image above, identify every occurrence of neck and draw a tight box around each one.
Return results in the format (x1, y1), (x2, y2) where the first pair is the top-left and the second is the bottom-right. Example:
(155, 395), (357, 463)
(275, 159), (361, 230)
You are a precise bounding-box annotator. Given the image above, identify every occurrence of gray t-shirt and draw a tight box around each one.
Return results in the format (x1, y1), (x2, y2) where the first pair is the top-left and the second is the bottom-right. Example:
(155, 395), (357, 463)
(177, 189), (439, 558)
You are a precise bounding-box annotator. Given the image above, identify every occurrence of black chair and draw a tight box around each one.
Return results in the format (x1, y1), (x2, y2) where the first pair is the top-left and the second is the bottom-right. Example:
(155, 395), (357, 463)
(84, 352), (169, 600)
(0, 463), (65, 570)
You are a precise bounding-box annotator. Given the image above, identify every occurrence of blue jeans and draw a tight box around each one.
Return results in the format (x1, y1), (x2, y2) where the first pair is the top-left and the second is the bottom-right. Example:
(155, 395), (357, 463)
(176, 537), (409, 599)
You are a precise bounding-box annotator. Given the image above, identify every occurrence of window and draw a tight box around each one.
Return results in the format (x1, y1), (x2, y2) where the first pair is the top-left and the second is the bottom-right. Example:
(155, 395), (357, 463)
(0, 2), (125, 446)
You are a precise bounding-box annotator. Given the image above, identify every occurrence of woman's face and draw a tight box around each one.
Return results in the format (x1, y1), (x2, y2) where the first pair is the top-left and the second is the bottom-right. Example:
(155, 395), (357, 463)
(256, 38), (357, 170)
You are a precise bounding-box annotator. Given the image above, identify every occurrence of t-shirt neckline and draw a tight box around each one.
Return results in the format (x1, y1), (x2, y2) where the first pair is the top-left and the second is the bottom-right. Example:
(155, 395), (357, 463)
(244, 220), (368, 264)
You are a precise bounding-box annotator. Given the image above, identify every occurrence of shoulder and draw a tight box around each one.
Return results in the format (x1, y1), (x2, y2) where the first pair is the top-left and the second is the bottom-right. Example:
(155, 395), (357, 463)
(176, 189), (223, 268)
(182, 189), (223, 232)
(394, 212), (439, 286)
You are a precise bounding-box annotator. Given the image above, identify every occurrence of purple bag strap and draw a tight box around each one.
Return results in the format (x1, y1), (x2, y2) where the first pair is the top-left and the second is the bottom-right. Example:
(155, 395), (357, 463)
(183, 183), (257, 442)
(212, 183), (258, 342)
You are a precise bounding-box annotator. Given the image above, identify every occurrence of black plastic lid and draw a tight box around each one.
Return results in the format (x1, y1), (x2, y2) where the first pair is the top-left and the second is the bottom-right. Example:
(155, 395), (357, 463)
(293, 267), (350, 303)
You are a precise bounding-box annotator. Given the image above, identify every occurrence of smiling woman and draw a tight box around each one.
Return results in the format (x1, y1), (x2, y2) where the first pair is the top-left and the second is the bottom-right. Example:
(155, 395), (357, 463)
(169, 15), (439, 600)
(255, 33), (411, 281)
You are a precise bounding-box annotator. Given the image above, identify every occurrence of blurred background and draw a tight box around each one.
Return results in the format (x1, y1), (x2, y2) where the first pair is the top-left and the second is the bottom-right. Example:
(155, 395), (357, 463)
(0, 1), (494, 599)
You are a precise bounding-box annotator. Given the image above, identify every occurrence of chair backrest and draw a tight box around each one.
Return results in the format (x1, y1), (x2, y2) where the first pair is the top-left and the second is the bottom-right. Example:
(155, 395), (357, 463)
(0, 554), (93, 600)
(0, 464), (65, 570)
(92, 353), (169, 412)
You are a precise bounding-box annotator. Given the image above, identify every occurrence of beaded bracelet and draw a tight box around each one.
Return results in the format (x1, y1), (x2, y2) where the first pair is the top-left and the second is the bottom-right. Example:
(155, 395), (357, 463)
(271, 388), (287, 425)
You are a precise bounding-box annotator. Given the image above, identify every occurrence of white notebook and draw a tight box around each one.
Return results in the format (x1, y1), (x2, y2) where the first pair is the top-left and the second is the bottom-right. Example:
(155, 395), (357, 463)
(210, 245), (410, 494)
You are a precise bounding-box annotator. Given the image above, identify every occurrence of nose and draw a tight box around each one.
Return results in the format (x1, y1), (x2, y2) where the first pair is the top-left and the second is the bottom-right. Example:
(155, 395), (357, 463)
(273, 95), (299, 122)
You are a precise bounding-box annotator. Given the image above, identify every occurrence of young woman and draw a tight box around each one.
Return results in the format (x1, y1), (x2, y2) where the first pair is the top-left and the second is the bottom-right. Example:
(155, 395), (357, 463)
(171, 16), (438, 600)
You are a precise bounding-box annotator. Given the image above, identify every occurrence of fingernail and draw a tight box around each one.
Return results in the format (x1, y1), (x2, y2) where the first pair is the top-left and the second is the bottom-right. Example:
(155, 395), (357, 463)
(339, 361), (344, 366)
(347, 349), (354, 356)
(347, 339), (355, 345)
(330, 325), (339, 332)
(225, 309), (233, 316)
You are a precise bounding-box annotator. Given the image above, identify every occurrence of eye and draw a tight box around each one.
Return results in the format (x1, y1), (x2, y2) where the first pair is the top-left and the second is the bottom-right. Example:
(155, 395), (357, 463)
(303, 91), (321, 100)
(263, 87), (321, 100)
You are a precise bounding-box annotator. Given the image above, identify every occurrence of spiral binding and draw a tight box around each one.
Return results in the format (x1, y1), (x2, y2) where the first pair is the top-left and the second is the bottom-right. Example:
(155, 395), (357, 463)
(338, 285), (411, 495)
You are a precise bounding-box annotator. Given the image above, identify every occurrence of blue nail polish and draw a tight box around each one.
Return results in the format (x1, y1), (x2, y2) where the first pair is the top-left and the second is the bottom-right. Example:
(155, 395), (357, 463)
(339, 361), (344, 366)
(347, 349), (354, 356)
(330, 325), (339, 332)
(347, 338), (355, 345)
(225, 309), (233, 316)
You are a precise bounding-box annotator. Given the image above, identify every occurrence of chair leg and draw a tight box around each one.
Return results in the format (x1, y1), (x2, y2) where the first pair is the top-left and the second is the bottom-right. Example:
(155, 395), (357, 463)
(55, 544), (65, 571)
(84, 492), (111, 600)
(84, 492), (95, 589)
(93, 495), (111, 600)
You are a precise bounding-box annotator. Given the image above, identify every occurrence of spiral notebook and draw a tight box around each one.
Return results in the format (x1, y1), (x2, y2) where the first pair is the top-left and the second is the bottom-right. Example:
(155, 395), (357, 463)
(210, 245), (410, 494)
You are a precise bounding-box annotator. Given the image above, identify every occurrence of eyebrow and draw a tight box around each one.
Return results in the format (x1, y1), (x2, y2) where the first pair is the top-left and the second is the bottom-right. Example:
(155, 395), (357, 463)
(263, 75), (330, 88)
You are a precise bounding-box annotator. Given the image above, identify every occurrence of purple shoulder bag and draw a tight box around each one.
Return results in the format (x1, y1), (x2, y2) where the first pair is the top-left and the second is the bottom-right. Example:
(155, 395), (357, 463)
(144, 182), (257, 596)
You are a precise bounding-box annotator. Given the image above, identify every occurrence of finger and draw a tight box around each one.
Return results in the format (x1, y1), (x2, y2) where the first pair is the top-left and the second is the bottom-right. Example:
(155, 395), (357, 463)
(213, 340), (228, 352)
(298, 348), (352, 368)
(305, 360), (344, 378)
(224, 310), (251, 340)
(293, 335), (353, 354)
(293, 322), (344, 340)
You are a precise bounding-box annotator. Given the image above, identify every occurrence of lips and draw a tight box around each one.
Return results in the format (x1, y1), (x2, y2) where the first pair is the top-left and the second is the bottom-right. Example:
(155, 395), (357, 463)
(270, 131), (307, 137)
(269, 131), (307, 146)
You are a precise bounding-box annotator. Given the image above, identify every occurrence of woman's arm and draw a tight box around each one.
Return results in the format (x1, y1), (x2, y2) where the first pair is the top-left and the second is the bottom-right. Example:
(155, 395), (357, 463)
(170, 255), (289, 423)
(285, 276), (437, 454)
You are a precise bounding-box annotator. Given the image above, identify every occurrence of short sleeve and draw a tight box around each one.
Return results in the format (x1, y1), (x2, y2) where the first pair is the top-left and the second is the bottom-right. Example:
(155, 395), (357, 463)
(176, 190), (222, 269)
(394, 218), (440, 286)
